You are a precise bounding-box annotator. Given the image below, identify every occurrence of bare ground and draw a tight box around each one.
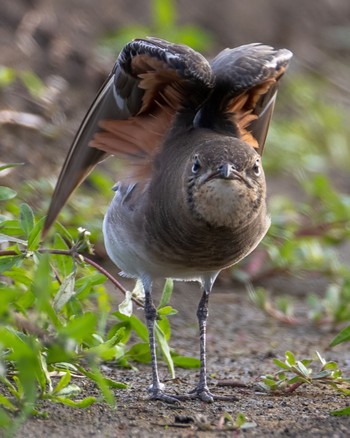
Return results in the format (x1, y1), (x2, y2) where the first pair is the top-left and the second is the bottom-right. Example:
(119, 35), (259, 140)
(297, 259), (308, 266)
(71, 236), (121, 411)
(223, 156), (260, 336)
(15, 281), (350, 437)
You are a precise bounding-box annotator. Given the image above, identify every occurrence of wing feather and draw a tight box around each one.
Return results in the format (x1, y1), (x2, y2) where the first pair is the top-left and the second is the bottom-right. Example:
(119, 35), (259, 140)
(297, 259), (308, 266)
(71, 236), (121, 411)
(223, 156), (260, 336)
(43, 37), (214, 235)
(195, 43), (292, 155)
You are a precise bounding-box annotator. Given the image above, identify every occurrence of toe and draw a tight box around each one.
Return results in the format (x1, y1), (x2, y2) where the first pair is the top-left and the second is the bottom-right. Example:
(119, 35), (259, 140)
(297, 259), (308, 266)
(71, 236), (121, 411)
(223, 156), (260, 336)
(198, 389), (214, 403)
(149, 389), (181, 404)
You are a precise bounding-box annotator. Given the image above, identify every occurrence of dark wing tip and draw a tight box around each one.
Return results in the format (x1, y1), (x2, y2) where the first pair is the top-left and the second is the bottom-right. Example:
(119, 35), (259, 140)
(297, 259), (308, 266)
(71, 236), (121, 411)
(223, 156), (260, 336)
(194, 43), (292, 152)
(43, 37), (215, 237)
(129, 37), (214, 86)
(210, 43), (292, 93)
(113, 37), (215, 116)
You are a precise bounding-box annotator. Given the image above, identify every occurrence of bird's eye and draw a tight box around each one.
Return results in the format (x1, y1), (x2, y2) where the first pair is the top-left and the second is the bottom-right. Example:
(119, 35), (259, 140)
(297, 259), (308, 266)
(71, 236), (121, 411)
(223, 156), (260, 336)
(191, 156), (201, 174)
(252, 159), (261, 176)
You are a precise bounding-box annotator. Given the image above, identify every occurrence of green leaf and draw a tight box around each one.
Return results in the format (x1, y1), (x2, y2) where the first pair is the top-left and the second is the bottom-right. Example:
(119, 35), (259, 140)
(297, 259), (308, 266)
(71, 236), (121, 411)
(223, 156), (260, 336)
(27, 217), (45, 250)
(285, 351), (296, 366)
(79, 367), (127, 390)
(0, 219), (23, 236)
(0, 407), (11, 428)
(0, 328), (41, 410)
(235, 412), (248, 428)
(108, 323), (131, 344)
(0, 255), (24, 274)
(157, 305), (177, 316)
(155, 322), (175, 378)
(126, 343), (151, 363)
(85, 365), (115, 407)
(101, 377), (127, 389)
(54, 396), (96, 408)
(330, 325), (350, 347)
(0, 394), (17, 411)
(158, 278), (174, 309)
(53, 371), (71, 394)
(277, 372), (286, 381)
(313, 370), (332, 379)
(59, 312), (97, 344)
(297, 361), (310, 377)
(172, 355), (200, 369)
(85, 333), (125, 361)
(54, 223), (74, 243)
(157, 306), (177, 316)
(262, 377), (277, 387)
(54, 384), (81, 397)
(331, 406), (350, 416)
(323, 361), (339, 370)
(53, 272), (76, 312)
(0, 186), (17, 201)
(19, 203), (35, 238)
(157, 316), (171, 341)
(114, 312), (149, 342)
(0, 162), (24, 173)
(46, 344), (76, 365)
(273, 358), (290, 370)
(52, 233), (74, 277)
(0, 233), (27, 245)
(32, 253), (59, 328)
(287, 376), (304, 385)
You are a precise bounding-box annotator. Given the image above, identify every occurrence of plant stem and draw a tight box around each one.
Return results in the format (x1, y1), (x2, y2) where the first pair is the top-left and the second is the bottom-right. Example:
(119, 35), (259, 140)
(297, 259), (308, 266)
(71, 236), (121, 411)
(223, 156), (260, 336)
(0, 248), (144, 308)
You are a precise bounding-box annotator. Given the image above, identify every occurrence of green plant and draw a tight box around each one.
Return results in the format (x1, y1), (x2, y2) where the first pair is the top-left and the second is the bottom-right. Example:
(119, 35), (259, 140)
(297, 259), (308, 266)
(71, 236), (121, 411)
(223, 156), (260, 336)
(217, 412), (257, 431)
(0, 172), (198, 435)
(259, 351), (350, 395)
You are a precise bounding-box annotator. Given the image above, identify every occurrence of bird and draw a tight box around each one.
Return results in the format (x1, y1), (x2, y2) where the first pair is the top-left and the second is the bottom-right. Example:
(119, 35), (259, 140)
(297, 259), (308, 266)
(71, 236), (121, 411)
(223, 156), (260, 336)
(43, 37), (292, 403)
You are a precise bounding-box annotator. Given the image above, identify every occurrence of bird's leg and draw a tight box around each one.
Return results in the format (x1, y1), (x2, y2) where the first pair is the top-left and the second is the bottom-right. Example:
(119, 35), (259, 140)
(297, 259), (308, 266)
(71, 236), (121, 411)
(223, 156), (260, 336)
(144, 284), (179, 403)
(186, 277), (238, 403)
(189, 287), (214, 402)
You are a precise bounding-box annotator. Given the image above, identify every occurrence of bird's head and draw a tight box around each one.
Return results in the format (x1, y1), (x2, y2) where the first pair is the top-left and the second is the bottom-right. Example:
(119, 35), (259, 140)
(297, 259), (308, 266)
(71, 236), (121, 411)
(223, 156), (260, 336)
(186, 137), (267, 229)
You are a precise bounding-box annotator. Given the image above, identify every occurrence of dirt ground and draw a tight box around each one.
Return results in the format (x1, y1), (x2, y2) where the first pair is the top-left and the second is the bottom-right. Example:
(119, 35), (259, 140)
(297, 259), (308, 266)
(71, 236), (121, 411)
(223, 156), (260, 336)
(2, 1), (350, 436)
(15, 281), (350, 437)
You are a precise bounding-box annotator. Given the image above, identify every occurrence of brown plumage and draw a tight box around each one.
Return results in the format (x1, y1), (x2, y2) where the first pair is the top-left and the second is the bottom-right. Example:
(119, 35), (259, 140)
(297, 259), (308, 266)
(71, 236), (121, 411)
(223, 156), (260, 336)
(43, 37), (292, 403)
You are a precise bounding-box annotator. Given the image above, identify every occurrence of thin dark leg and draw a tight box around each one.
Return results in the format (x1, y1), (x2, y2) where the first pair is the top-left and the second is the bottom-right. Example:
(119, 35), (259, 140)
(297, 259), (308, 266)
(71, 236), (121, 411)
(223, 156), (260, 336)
(185, 282), (238, 403)
(197, 289), (210, 393)
(144, 285), (179, 403)
(191, 288), (214, 402)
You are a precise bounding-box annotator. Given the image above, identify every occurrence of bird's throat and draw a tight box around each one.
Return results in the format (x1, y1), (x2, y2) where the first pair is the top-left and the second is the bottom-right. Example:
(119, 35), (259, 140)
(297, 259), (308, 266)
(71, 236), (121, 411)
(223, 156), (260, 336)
(191, 179), (263, 229)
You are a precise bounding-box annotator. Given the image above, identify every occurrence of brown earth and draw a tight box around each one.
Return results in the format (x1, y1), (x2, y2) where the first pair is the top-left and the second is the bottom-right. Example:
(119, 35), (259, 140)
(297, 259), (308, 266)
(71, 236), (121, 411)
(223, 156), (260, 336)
(2, 1), (350, 436)
(15, 281), (350, 437)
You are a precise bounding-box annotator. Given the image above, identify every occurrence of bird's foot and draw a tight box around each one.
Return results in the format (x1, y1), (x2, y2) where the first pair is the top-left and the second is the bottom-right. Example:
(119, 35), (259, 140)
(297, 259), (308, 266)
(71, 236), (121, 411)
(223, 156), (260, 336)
(189, 386), (215, 403)
(177, 386), (238, 403)
(148, 384), (180, 404)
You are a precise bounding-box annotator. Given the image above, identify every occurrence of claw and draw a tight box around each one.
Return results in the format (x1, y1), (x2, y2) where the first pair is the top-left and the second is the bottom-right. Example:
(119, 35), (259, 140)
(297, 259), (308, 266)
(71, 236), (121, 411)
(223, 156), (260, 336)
(148, 384), (180, 404)
(180, 386), (238, 403)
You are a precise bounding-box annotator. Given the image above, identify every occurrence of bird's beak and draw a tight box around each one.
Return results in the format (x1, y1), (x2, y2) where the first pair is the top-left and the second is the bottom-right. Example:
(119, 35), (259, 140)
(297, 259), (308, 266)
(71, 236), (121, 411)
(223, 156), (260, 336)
(203, 164), (244, 183)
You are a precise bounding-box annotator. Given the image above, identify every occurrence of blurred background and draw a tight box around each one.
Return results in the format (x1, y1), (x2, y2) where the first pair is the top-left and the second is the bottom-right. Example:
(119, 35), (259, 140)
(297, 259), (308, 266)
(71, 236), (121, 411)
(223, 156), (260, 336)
(1, 0), (350, 311)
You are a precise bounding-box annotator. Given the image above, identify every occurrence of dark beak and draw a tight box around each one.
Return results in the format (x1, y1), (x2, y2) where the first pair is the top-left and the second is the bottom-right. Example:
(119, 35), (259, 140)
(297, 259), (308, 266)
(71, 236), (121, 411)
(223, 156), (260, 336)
(219, 163), (236, 179)
(204, 163), (243, 183)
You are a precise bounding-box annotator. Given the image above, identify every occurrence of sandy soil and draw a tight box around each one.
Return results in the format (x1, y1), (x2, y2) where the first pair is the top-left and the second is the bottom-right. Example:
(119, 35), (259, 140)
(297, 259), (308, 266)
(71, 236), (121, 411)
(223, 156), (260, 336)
(15, 282), (350, 437)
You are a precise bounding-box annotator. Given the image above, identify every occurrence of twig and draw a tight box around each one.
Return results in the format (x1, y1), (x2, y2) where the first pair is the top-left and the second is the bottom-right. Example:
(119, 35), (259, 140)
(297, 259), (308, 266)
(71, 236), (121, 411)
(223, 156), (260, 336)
(0, 247), (144, 308)
(81, 254), (144, 308)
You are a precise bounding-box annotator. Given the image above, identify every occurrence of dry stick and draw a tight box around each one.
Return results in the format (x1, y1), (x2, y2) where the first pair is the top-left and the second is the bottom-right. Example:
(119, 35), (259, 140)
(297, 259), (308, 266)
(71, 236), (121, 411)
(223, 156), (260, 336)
(80, 254), (144, 308)
(0, 248), (145, 308)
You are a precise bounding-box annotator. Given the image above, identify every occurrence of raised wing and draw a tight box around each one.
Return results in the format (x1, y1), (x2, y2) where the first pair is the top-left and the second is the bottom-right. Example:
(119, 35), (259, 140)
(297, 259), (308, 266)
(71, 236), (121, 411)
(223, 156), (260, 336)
(195, 43), (292, 155)
(43, 37), (214, 236)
